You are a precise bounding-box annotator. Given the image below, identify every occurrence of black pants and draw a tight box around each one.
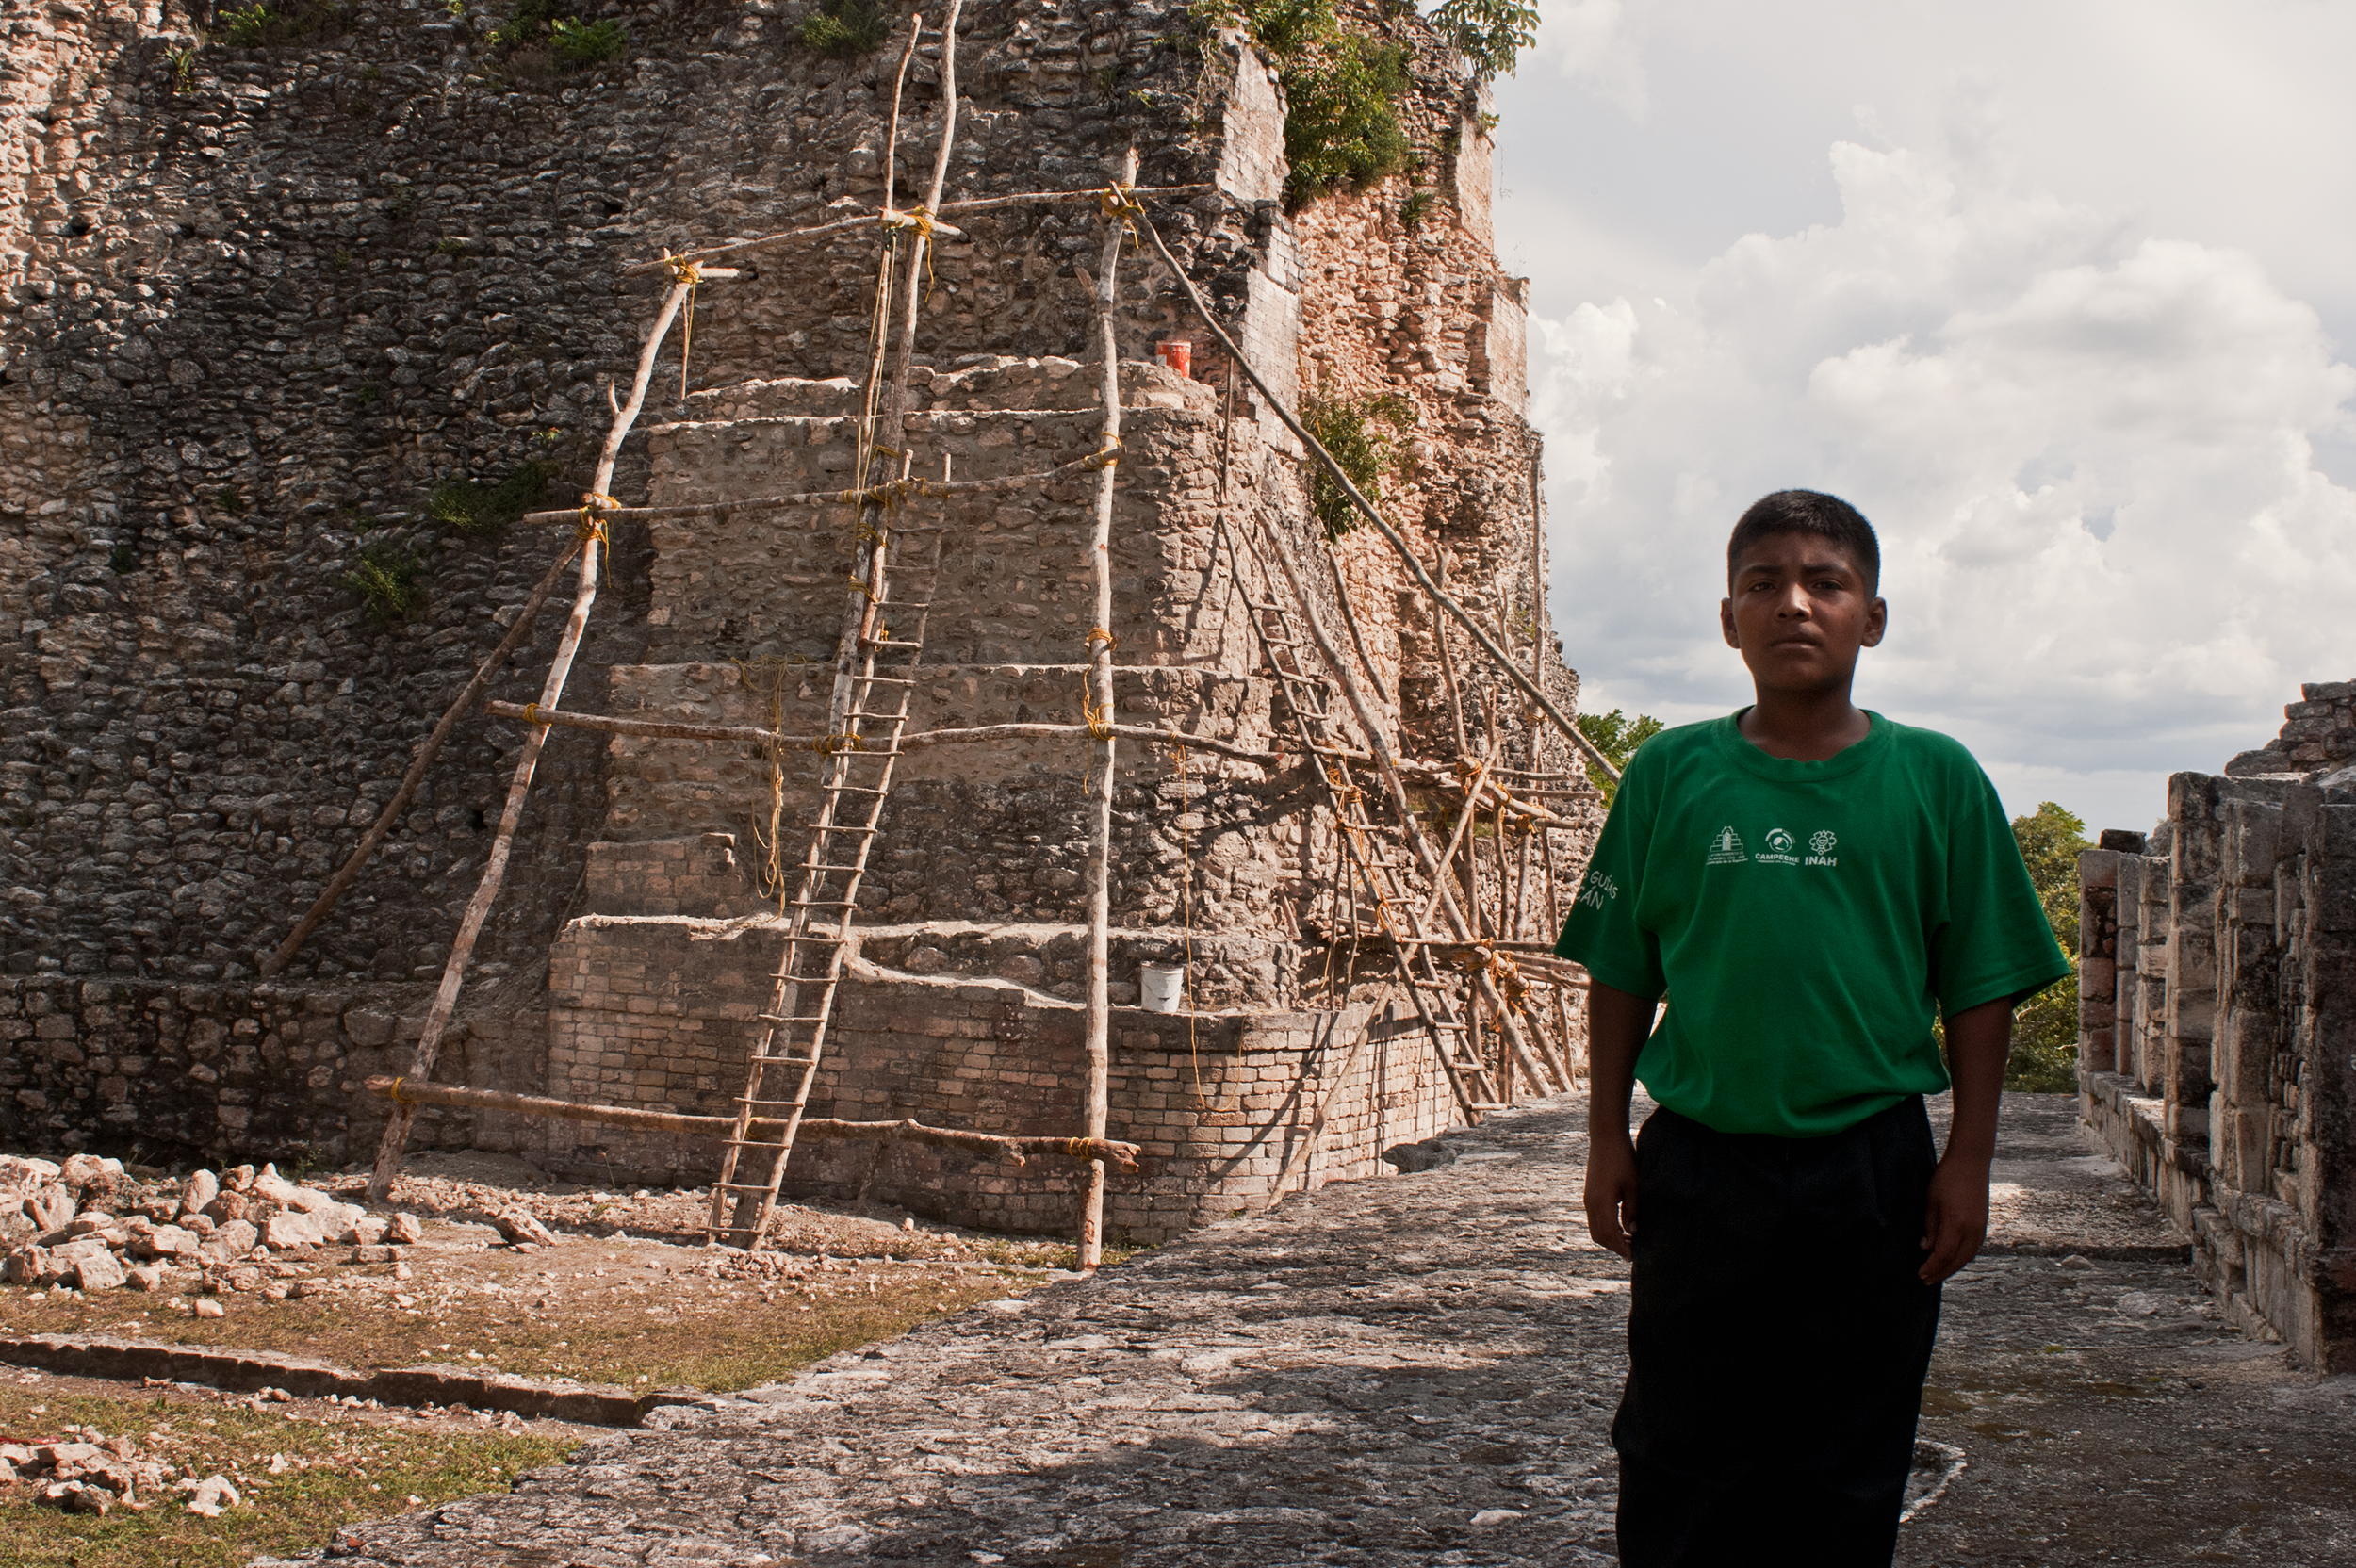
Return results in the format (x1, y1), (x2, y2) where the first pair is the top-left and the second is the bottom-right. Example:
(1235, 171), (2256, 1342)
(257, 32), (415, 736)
(1612, 1097), (1942, 1568)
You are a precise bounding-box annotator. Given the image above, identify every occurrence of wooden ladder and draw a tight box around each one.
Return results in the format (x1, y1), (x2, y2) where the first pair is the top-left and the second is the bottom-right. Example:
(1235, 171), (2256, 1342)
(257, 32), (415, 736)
(1220, 507), (1507, 1121)
(704, 514), (948, 1249)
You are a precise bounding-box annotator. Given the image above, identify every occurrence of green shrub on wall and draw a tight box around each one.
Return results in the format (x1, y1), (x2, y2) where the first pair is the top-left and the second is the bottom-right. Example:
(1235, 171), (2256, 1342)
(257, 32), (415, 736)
(1302, 390), (1412, 539)
(426, 459), (557, 535)
(549, 15), (628, 63)
(1200, 0), (1412, 207)
(796, 0), (891, 57)
(343, 542), (423, 623)
(1280, 33), (1410, 203)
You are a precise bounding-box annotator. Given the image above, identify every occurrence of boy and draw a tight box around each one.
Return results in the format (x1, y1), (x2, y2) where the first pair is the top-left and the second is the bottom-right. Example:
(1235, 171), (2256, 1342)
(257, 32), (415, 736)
(1555, 490), (2067, 1566)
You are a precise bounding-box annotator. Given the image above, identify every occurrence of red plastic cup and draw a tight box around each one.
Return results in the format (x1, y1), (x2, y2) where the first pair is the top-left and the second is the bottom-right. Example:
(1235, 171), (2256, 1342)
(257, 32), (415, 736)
(1155, 340), (1192, 378)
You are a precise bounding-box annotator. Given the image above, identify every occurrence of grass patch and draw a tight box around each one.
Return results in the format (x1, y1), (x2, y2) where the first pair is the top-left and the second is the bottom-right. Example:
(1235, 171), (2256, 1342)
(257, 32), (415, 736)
(1302, 390), (1412, 539)
(425, 459), (555, 535)
(0, 1383), (572, 1568)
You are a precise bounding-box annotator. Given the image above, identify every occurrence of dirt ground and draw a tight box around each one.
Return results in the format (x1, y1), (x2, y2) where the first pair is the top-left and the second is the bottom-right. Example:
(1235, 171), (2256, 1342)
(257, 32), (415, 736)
(2, 1150), (1093, 1566)
(1, 1149), (1082, 1393)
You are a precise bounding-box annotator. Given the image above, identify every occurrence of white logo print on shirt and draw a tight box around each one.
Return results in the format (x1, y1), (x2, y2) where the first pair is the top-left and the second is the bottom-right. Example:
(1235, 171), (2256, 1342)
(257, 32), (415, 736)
(1754, 827), (1801, 865)
(1705, 826), (1747, 865)
(1577, 872), (1620, 909)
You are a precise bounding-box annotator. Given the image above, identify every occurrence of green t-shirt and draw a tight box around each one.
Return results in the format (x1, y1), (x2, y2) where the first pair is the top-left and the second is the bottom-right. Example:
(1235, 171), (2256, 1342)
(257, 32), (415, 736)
(1554, 710), (2069, 1137)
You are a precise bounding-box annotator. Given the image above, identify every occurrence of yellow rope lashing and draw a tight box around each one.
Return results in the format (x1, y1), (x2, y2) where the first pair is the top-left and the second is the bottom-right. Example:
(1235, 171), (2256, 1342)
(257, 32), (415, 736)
(1084, 439), (1122, 470)
(1084, 698), (1115, 740)
(664, 253), (702, 402)
(1097, 183), (1144, 249)
(1084, 626), (1118, 656)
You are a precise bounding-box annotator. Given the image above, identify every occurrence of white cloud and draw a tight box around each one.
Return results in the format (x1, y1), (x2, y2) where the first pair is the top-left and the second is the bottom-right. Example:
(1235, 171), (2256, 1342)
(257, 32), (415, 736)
(1527, 108), (2356, 831)
(1529, 0), (1649, 115)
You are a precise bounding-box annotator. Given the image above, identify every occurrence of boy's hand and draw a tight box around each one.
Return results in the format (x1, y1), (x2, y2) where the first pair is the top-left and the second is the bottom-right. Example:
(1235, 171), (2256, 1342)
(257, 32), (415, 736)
(1919, 1153), (1990, 1282)
(1584, 1132), (1639, 1260)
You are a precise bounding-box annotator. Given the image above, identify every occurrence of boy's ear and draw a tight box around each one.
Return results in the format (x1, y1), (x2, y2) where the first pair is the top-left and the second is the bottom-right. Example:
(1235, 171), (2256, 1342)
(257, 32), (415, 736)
(1861, 595), (1888, 648)
(1719, 596), (1740, 649)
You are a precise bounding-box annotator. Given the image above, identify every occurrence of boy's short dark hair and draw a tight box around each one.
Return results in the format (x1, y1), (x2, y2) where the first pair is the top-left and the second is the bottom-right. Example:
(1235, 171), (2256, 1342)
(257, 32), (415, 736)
(1726, 490), (1880, 593)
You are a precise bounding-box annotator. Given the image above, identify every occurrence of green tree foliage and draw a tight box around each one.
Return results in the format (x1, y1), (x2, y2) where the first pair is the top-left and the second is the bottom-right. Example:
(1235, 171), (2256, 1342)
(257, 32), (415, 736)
(1432, 0), (1540, 84)
(1301, 391), (1413, 539)
(2004, 801), (2090, 1092)
(1574, 708), (1662, 803)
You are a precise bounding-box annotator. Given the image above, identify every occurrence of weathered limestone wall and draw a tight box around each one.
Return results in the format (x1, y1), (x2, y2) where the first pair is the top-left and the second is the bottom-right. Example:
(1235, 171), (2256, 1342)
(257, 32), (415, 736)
(2078, 681), (2356, 1370)
(5, 0), (1599, 1236)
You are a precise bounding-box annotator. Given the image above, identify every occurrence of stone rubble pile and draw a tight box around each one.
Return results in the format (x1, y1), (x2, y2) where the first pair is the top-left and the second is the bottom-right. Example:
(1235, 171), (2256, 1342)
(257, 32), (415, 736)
(0, 1152), (423, 1302)
(0, 1424), (242, 1518)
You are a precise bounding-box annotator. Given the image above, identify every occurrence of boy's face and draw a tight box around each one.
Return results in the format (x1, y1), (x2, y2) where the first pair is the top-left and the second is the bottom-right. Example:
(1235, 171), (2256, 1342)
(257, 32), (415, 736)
(1719, 532), (1887, 697)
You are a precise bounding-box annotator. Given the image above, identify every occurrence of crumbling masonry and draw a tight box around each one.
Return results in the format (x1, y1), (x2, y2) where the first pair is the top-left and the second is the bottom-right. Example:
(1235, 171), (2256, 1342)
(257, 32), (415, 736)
(2, 1), (1599, 1240)
(2077, 682), (2356, 1371)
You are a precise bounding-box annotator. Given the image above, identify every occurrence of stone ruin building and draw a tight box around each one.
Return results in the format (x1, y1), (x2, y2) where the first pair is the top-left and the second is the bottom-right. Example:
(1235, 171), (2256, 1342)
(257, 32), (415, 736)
(2, 1), (1602, 1244)
(2076, 681), (2356, 1371)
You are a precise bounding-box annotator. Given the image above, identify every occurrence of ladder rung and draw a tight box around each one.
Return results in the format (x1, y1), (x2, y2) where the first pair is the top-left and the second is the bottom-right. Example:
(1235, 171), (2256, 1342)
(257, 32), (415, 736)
(756, 1013), (828, 1025)
(858, 676), (921, 687)
(786, 897), (859, 907)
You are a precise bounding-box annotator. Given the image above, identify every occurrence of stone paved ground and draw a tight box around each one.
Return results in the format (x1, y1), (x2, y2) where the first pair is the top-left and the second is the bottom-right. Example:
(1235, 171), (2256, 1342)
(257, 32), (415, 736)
(291, 1095), (2355, 1567)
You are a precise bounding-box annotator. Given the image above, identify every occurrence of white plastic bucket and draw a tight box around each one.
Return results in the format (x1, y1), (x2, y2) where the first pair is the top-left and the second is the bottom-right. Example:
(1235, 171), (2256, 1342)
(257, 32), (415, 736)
(1137, 963), (1186, 1013)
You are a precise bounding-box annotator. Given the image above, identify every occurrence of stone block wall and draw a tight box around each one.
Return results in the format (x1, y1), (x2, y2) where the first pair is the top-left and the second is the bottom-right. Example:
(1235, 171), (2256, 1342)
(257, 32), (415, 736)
(538, 913), (1455, 1239)
(0, 973), (543, 1167)
(2079, 682), (2356, 1371)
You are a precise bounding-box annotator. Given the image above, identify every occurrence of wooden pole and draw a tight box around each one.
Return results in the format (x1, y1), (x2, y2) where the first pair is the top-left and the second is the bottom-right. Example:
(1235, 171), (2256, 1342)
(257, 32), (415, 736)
(614, 184), (1213, 278)
(368, 273), (695, 1203)
(1325, 543), (1393, 705)
(1126, 207), (1621, 785)
(1079, 145), (1138, 1273)
(1432, 547), (1471, 760)
(479, 702), (1284, 767)
(1258, 1025), (1371, 1210)
(259, 535), (583, 977)
(363, 1077), (1139, 1168)
(1254, 510), (1562, 1100)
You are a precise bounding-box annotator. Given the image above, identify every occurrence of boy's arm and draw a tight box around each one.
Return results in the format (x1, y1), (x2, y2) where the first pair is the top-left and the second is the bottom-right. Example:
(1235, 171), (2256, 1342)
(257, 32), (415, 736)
(1922, 994), (2013, 1283)
(1583, 980), (1657, 1261)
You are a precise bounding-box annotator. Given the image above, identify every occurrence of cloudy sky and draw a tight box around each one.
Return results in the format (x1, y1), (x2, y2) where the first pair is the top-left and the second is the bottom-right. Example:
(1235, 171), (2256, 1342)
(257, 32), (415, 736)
(1490, 0), (2356, 834)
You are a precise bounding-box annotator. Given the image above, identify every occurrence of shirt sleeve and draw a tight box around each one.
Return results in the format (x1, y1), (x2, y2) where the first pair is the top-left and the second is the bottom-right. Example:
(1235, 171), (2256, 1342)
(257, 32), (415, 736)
(1554, 756), (1666, 1000)
(1930, 756), (2072, 1015)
